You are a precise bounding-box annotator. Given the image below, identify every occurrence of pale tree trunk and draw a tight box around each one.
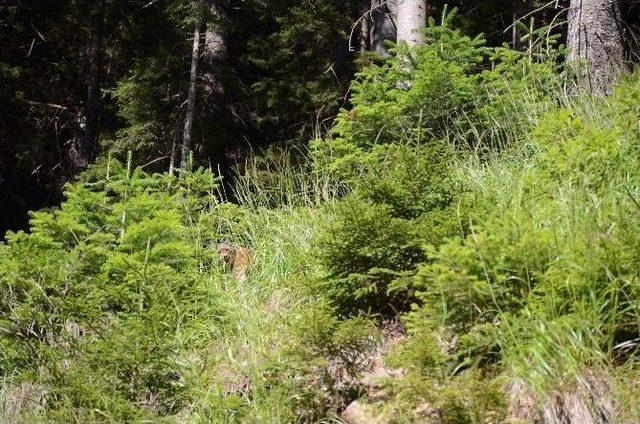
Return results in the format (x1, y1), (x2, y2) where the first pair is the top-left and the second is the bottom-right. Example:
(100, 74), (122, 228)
(567, 0), (627, 94)
(397, 0), (426, 48)
(370, 0), (397, 57)
(181, 25), (201, 172)
(79, 7), (103, 168)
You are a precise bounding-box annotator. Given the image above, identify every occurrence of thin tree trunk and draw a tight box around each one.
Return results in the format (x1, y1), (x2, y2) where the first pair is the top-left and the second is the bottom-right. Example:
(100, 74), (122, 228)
(567, 0), (627, 94)
(511, 0), (519, 48)
(181, 25), (201, 172)
(397, 0), (426, 48)
(370, 0), (397, 57)
(80, 7), (103, 168)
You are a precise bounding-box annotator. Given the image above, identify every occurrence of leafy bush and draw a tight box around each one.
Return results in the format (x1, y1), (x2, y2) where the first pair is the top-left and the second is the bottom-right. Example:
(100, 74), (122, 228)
(5, 14), (640, 423)
(271, 300), (380, 421)
(311, 13), (561, 320)
(312, 9), (560, 184)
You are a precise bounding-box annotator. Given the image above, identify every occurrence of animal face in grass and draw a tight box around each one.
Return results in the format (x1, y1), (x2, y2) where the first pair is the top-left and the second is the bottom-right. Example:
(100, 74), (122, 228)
(216, 242), (254, 283)
(217, 242), (236, 265)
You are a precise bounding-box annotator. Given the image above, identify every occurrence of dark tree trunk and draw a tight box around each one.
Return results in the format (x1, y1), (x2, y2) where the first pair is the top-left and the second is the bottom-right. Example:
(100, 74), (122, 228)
(567, 0), (627, 94)
(180, 25), (201, 172)
(370, 0), (397, 57)
(202, 0), (226, 96)
(511, 0), (521, 48)
(360, 1), (371, 53)
(79, 7), (103, 168)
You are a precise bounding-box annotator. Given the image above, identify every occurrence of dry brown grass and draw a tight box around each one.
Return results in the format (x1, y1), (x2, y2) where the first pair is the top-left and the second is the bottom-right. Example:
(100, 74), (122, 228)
(1, 381), (47, 422)
(507, 370), (614, 424)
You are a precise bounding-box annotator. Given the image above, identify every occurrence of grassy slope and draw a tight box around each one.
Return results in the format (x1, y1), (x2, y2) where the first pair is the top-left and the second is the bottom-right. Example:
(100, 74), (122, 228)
(3, 68), (640, 424)
(190, 74), (640, 422)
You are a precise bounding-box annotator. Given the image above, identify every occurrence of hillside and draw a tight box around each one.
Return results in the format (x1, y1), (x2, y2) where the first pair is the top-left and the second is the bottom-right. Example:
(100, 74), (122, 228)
(3, 9), (640, 424)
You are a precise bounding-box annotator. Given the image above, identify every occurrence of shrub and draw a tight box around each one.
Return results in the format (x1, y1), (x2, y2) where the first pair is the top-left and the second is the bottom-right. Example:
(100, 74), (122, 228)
(268, 299), (380, 421)
(0, 160), (227, 420)
(311, 9), (561, 185)
(317, 141), (461, 315)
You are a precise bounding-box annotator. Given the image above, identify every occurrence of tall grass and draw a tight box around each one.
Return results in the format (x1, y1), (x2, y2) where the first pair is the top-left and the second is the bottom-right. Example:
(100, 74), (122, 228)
(181, 194), (338, 421)
(232, 145), (346, 210)
(222, 69), (640, 422)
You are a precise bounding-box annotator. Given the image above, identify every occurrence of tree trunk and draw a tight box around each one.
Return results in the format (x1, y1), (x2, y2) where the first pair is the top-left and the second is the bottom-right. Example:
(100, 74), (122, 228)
(80, 7), (103, 168)
(202, 0), (226, 96)
(360, 2), (371, 53)
(511, 0), (520, 48)
(370, 0), (397, 57)
(567, 0), (627, 94)
(397, 0), (426, 48)
(181, 25), (201, 172)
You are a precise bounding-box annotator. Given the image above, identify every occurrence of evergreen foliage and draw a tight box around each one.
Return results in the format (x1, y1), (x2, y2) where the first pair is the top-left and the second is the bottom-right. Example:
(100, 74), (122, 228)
(2, 0), (590, 234)
(313, 10), (560, 184)
(4, 4), (640, 423)
(1, 159), (227, 420)
(316, 141), (460, 315)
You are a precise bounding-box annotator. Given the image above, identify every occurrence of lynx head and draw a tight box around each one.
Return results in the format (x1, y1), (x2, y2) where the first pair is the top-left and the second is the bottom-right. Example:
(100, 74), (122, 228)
(216, 241), (236, 265)
(216, 240), (254, 283)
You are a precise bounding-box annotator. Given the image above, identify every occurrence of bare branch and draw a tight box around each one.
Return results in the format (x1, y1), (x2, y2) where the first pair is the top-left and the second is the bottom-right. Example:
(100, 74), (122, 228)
(142, 0), (161, 9)
(22, 99), (69, 112)
(504, 0), (562, 34)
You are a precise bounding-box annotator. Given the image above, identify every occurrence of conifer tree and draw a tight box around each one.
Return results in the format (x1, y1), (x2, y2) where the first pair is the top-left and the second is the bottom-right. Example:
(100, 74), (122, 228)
(203, 0), (227, 96)
(370, 0), (397, 56)
(79, 3), (104, 168)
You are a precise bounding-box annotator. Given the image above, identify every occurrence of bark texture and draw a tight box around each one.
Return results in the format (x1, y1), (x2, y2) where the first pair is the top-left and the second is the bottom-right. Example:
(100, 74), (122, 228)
(360, 2), (371, 53)
(370, 0), (397, 57)
(567, 0), (627, 94)
(203, 1), (226, 96)
(511, 0), (521, 48)
(396, 0), (426, 48)
(79, 8), (103, 168)
(181, 26), (201, 172)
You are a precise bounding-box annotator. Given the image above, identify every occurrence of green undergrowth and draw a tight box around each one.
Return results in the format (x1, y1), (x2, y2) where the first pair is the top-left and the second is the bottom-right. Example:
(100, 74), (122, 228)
(0, 157), (376, 422)
(4, 15), (640, 423)
(385, 80), (640, 422)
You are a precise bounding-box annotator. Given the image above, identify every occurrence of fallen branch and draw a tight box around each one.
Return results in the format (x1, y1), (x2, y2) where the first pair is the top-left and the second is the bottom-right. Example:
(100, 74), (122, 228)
(22, 99), (69, 112)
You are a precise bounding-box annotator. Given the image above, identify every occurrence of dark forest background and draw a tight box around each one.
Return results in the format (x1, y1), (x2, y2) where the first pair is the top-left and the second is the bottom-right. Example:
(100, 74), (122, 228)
(1, 0), (639, 234)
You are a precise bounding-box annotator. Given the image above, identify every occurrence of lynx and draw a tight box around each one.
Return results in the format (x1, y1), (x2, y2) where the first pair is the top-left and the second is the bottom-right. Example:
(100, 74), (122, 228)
(216, 241), (254, 283)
